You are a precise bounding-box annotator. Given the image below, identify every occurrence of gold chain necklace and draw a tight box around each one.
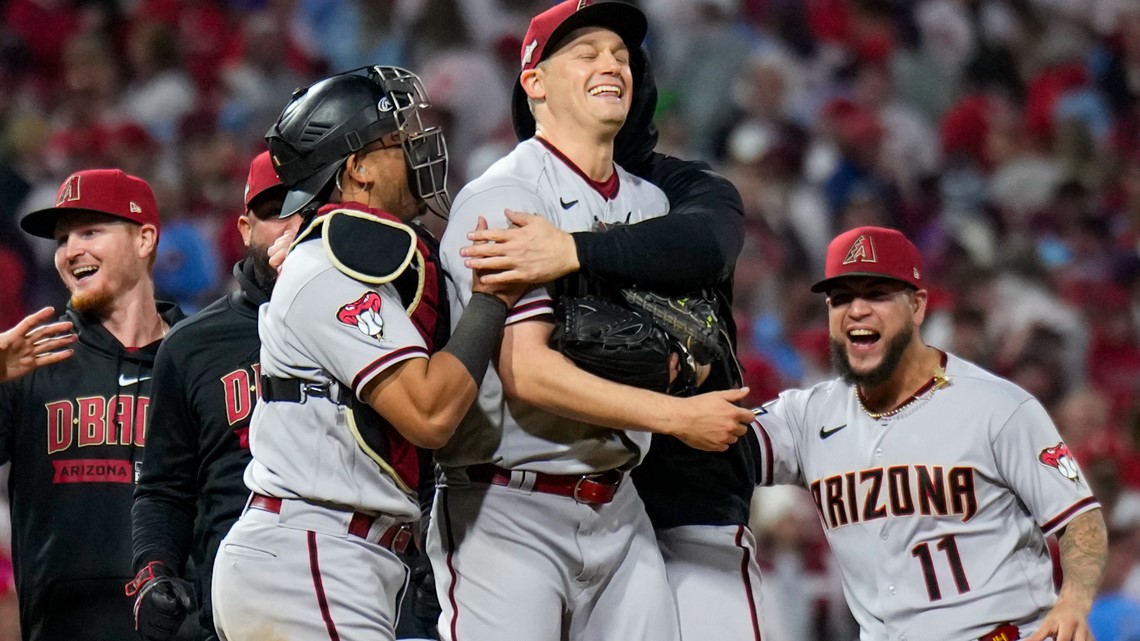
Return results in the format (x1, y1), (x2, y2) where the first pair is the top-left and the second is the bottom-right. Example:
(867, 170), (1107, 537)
(857, 366), (951, 420)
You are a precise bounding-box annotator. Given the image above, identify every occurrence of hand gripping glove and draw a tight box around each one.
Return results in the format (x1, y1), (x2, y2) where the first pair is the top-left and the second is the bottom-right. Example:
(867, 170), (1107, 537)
(551, 295), (673, 392)
(125, 561), (194, 641)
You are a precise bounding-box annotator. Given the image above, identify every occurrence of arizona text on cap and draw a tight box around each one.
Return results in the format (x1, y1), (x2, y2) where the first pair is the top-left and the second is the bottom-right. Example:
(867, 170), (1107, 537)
(245, 150), (285, 209)
(20, 169), (160, 240)
(519, 0), (647, 72)
(811, 226), (924, 293)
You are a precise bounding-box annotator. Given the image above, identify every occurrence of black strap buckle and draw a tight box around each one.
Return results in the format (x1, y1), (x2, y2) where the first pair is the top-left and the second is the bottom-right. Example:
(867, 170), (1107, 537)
(261, 375), (347, 404)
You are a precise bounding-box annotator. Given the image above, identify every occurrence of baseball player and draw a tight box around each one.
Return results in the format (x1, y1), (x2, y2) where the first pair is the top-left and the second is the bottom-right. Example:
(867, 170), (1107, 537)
(430, 3), (755, 640)
(750, 226), (1108, 641)
(211, 65), (527, 641)
(127, 151), (296, 641)
(1, 169), (184, 641)
(465, 42), (764, 641)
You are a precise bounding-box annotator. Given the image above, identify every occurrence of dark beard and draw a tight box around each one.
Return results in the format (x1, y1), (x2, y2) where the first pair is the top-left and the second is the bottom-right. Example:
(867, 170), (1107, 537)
(248, 245), (278, 293)
(830, 323), (914, 388)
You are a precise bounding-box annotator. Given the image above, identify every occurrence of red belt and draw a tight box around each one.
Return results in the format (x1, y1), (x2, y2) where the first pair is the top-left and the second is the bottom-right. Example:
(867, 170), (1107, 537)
(248, 494), (414, 554)
(465, 464), (622, 504)
(979, 624), (1019, 641)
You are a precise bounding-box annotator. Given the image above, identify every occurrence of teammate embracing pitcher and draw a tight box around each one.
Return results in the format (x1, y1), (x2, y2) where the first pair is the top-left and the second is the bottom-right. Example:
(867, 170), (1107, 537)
(211, 66), (530, 641)
(751, 226), (1108, 641)
(431, 2), (755, 641)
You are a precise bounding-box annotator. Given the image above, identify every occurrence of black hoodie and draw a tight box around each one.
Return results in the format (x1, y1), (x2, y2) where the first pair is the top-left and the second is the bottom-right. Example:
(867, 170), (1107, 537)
(130, 260), (269, 641)
(0, 300), (184, 641)
(513, 48), (758, 528)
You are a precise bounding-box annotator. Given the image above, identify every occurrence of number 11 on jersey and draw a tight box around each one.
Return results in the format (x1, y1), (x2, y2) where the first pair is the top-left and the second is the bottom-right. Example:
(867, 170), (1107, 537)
(911, 534), (971, 601)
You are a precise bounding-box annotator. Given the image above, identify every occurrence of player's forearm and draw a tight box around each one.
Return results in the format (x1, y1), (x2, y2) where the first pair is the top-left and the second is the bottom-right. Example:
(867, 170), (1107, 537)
(368, 293), (507, 448)
(367, 355), (477, 449)
(1055, 508), (1108, 610)
(131, 496), (196, 573)
(498, 339), (680, 435)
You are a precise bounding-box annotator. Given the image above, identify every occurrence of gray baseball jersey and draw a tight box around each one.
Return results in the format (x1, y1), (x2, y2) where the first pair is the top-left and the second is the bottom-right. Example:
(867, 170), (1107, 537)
(436, 137), (670, 474)
(244, 238), (427, 519)
(427, 138), (679, 641)
(751, 352), (1099, 641)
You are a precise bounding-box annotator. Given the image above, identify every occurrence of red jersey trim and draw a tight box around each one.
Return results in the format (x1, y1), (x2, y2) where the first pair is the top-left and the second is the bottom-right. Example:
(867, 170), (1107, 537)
(506, 298), (554, 321)
(1041, 496), (1100, 535)
(536, 137), (620, 200)
(352, 345), (430, 392)
(754, 422), (774, 486)
(734, 525), (763, 641)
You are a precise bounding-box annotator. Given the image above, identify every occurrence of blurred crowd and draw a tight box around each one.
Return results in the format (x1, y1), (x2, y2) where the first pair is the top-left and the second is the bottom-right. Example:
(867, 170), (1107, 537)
(3, 0), (1140, 639)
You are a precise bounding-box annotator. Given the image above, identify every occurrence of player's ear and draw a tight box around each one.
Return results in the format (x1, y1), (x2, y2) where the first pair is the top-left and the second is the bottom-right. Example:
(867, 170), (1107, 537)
(520, 68), (545, 101)
(345, 153), (369, 187)
(912, 288), (928, 325)
(237, 213), (252, 248)
(136, 223), (159, 261)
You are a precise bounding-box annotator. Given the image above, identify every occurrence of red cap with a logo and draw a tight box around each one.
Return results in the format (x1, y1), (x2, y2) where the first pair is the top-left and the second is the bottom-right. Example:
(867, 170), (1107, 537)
(244, 150), (285, 209)
(21, 169), (160, 239)
(519, 0), (647, 71)
(811, 226), (924, 293)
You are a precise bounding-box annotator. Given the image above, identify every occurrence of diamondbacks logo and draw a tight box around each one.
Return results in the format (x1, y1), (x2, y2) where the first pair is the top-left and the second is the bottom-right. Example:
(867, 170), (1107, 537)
(842, 234), (877, 265)
(1039, 442), (1081, 483)
(57, 174), (81, 205)
(338, 291), (385, 340)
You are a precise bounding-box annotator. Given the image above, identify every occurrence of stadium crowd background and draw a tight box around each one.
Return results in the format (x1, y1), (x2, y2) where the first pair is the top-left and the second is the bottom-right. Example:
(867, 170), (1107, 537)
(2, 0), (1140, 638)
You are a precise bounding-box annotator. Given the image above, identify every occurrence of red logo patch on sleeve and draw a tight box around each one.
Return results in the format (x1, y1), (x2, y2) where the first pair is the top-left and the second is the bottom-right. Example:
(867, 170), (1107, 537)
(337, 291), (385, 340)
(1039, 442), (1082, 484)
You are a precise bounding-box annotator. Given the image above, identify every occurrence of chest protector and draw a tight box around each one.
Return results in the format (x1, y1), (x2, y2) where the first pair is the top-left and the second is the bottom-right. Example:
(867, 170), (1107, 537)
(295, 202), (451, 493)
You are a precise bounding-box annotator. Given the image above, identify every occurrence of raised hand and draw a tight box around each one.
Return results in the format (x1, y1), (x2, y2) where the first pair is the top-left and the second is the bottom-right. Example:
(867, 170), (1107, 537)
(461, 209), (580, 284)
(0, 307), (77, 382)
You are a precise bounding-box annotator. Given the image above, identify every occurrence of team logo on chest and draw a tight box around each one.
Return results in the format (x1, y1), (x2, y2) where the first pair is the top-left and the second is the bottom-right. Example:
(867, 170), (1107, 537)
(337, 291), (386, 340)
(1039, 442), (1082, 484)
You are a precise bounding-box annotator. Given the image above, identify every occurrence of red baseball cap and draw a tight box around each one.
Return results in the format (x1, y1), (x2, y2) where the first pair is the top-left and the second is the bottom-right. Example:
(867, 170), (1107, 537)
(811, 226), (924, 293)
(244, 150), (285, 209)
(21, 169), (160, 240)
(519, 0), (647, 71)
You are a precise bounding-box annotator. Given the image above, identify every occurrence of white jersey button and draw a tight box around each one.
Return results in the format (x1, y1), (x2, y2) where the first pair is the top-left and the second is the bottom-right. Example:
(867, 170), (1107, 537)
(888, 585), (896, 594)
(880, 531), (888, 540)
(875, 448), (883, 457)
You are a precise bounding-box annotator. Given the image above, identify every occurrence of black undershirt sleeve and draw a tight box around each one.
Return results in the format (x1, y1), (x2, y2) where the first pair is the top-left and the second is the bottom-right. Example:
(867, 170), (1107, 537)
(131, 343), (199, 573)
(572, 152), (744, 293)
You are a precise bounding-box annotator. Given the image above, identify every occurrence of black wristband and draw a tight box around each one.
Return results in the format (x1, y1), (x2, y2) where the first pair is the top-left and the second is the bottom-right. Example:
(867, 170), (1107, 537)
(442, 293), (508, 385)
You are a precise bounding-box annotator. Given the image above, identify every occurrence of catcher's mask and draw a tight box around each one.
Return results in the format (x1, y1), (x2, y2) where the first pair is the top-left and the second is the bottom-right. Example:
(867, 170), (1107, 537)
(266, 65), (451, 220)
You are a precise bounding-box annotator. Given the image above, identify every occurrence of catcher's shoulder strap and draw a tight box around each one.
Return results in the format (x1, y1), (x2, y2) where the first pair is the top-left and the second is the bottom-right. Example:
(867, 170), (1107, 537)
(292, 204), (430, 315)
(317, 206), (419, 285)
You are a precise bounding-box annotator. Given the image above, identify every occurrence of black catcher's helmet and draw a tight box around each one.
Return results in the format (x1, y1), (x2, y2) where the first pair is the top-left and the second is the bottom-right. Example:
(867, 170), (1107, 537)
(266, 66), (450, 218)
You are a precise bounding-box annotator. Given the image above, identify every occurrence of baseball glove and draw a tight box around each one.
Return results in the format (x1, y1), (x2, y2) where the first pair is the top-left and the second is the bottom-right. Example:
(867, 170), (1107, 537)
(551, 295), (673, 393)
(551, 290), (733, 395)
(619, 289), (730, 366)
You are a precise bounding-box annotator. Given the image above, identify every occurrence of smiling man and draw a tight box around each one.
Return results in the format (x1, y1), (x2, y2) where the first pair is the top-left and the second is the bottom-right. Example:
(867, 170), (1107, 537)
(750, 226), (1108, 641)
(431, 2), (754, 640)
(1, 168), (183, 641)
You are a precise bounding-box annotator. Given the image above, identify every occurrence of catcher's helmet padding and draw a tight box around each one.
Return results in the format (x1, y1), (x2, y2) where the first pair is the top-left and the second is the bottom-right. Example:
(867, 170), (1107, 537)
(267, 66), (451, 219)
